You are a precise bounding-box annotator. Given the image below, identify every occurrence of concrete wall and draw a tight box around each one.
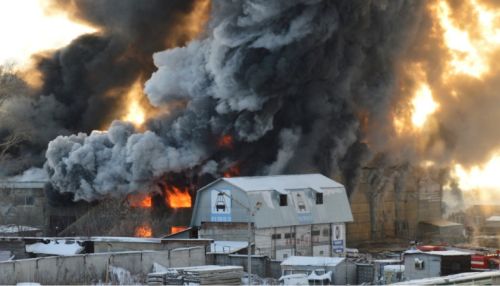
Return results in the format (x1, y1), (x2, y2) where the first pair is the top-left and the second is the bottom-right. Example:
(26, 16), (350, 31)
(93, 239), (211, 253)
(0, 247), (205, 284)
(211, 253), (270, 278)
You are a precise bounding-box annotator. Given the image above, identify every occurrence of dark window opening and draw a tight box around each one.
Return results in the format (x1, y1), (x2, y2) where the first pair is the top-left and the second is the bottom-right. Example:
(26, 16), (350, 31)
(322, 229), (330, 236)
(279, 194), (287, 206)
(284, 232), (295, 239)
(415, 259), (425, 270)
(311, 230), (320, 236)
(316, 193), (323, 204)
(271, 233), (282, 240)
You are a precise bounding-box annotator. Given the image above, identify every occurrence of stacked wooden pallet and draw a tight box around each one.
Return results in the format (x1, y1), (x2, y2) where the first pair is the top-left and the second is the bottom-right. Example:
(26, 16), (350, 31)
(181, 265), (244, 285)
(146, 272), (165, 285)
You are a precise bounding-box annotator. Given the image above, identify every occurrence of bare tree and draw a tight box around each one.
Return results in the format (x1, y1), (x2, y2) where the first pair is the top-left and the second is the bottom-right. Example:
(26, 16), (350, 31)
(0, 63), (32, 163)
(0, 63), (29, 104)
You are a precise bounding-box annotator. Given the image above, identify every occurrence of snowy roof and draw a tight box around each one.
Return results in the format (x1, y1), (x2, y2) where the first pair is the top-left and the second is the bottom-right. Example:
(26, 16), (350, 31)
(308, 270), (332, 281)
(281, 256), (345, 267)
(210, 241), (248, 253)
(393, 271), (500, 285)
(0, 225), (40, 234)
(404, 249), (472, 256)
(25, 240), (84, 256)
(222, 174), (344, 193)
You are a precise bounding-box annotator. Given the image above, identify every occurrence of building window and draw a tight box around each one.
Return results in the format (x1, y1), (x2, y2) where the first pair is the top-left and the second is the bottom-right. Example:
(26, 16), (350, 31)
(272, 233), (282, 240)
(311, 230), (320, 236)
(319, 250), (324, 255)
(415, 258), (425, 270)
(316, 193), (323, 204)
(279, 194), (287, 206)
(322, 229), (330, 237)
(284, 232), (295, 239)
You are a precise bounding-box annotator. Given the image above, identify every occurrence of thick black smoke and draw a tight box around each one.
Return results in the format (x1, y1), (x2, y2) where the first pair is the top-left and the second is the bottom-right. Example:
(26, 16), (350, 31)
(45, 0), (425, 201)
(0, 0), (199, 176)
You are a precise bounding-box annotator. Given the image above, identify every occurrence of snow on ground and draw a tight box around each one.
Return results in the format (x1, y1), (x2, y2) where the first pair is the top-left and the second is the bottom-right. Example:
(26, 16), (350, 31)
(25, 240), (84, 256)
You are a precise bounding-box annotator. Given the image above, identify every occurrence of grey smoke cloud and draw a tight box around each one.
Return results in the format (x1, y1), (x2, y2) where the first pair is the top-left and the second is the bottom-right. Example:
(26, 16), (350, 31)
(45, 0), (425, 200)
(0, 0), (200, 176)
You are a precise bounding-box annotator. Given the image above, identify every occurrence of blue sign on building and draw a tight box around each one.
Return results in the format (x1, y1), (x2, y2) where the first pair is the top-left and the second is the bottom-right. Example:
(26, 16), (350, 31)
(333, 239), (344, 254)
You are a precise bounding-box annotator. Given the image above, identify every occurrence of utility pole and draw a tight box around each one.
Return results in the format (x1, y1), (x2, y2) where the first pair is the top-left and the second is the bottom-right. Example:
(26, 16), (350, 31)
(218, 191), (261, 285)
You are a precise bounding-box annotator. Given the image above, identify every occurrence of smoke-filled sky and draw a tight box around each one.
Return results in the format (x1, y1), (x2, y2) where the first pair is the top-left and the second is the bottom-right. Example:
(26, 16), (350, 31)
(2, 0), (500, 201)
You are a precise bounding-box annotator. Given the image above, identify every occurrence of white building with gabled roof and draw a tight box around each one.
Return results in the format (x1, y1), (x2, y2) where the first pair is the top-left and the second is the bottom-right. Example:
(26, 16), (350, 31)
(190, 174), (353, 260)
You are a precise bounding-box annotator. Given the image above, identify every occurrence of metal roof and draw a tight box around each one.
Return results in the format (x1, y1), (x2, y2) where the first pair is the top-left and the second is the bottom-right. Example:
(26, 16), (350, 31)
(191, 174), (353, 228)
(222, 173), (344, 194)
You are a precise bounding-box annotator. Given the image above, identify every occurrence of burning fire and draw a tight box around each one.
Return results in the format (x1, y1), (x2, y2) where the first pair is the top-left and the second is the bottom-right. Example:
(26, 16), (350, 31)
(134, 224), (152, 237)
(171, 226), (188, 234)
(218, 135), (233, 148)
(223, 164), (240, 178)
(452, 155), (500, 193)
(0, 0), (96, 66)
(171, 0), (211, 44)
(410, 83), (439, 129)
(128, 193), (152, 208)
(433, 0), (500, 78)
(165, 186), (192, 208)
(122, 80), (147, 127)
(391, 0), (500, 195)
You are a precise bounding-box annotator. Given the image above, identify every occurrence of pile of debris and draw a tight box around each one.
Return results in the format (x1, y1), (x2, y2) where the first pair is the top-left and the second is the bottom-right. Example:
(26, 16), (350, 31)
(148, 265), (243, 285)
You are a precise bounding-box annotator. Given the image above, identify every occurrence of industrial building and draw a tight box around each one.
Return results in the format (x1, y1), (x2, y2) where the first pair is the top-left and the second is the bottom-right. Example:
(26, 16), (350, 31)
(190, 174), (353, 260)
(403, 248), (472, 280)
(347, 165), (451, 246)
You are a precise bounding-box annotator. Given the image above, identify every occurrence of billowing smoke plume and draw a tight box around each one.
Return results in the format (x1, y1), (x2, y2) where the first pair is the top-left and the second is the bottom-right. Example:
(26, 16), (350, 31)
(0, 0), (202, 176)
(45, 0), (426, 201)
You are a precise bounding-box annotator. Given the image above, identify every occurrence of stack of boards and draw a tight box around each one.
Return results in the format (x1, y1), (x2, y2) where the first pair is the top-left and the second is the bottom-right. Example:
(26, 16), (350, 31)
(148, 265), (243, 285)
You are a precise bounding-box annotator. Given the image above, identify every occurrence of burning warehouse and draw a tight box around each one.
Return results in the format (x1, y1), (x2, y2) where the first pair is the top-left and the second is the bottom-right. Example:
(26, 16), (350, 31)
(1, 0), (500, 276)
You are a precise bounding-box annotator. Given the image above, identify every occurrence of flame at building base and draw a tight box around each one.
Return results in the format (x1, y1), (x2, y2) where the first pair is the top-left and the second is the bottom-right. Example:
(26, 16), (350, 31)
(134, 224), (152, 237)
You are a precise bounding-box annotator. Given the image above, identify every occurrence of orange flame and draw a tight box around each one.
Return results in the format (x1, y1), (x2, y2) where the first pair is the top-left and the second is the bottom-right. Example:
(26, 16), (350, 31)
(171, 226), (188, 234)
(223, 164), (240, 178)
(165, 186), (192, 208)
(218, 135), (233, 148)
(128, 193), (152, 208)
(134, 224), (152, 237)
